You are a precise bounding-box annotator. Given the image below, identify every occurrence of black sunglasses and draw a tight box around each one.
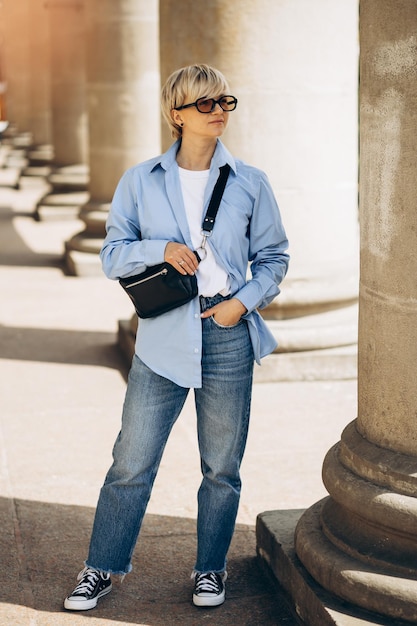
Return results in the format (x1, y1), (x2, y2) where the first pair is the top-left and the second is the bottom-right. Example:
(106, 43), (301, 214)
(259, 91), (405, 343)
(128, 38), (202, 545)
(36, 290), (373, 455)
(174, 95), (238, 114)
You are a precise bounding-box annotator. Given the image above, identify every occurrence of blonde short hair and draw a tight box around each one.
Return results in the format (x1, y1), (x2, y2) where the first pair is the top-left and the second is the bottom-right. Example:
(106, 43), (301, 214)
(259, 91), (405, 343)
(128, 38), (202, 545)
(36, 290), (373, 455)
(161, 64), (230, 140)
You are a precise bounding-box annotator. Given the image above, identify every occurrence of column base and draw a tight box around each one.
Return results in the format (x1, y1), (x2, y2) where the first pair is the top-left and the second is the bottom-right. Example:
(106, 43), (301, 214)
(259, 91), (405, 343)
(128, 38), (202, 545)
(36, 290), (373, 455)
(0, 167), (21, 188)
(294, 500), (417, 624)
(290, 420), (417, 624)
(63, 201), (110, 275)
(35, 191), (90, 221)
(268, 304), (358, 353)
(264, 266), (359, 356)
(47, 163), (89, 192)
(27, 143), (54, 166)
(256, 508), (413, 626)
(64, 233), (103, 276)
(117, 316), (357, 381)
(30, 158), (89, 220)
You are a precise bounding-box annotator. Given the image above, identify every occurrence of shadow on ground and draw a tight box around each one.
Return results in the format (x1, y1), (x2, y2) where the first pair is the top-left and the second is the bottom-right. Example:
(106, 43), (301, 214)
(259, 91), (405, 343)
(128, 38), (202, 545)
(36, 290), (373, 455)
(0, 206), (66, 269)
(1, 497), (300, 625)
(0, 324), (129, 376)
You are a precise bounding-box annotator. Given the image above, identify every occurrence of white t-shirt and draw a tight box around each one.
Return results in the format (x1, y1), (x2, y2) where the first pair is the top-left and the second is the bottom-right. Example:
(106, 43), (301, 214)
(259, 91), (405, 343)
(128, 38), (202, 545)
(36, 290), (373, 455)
(179, 166), (230, 297)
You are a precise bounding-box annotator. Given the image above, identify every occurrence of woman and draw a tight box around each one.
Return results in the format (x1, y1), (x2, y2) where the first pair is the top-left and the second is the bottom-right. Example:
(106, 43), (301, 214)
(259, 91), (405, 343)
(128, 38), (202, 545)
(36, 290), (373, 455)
(64, 64), (289, 611)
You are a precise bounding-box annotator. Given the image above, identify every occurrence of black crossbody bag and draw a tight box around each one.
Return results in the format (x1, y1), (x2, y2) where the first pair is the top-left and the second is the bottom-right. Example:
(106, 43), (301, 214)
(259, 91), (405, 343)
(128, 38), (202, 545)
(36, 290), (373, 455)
(119, 164), (230, 319)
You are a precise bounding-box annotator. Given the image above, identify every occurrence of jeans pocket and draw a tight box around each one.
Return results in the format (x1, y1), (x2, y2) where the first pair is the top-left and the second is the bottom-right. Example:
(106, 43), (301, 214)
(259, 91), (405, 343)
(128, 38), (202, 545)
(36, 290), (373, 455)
(210, 315), (243, 329)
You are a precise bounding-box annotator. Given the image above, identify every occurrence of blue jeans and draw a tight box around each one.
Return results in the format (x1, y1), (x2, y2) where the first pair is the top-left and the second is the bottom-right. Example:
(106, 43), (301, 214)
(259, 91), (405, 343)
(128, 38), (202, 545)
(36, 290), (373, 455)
(86, 294), (254, 575)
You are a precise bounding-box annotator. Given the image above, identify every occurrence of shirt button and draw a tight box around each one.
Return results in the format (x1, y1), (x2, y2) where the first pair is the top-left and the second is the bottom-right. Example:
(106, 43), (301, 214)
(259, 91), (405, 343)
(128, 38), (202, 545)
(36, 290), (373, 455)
(194, 313), (199, 319)
(194, 348), (199, 354)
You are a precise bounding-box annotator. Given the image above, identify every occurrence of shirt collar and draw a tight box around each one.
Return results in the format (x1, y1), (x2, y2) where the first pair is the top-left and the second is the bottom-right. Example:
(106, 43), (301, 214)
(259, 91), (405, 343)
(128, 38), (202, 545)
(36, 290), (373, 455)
(150, 139), (236, 175)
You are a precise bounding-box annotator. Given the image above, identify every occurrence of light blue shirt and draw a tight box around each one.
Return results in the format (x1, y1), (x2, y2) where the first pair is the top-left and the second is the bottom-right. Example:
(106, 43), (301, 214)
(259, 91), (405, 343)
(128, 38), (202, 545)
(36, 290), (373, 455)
(100, 139), (289, 388)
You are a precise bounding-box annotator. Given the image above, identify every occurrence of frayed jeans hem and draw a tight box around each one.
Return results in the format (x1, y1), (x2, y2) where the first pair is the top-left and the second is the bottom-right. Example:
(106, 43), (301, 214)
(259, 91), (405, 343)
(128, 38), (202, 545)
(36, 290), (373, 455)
(85, 560), (132, 579)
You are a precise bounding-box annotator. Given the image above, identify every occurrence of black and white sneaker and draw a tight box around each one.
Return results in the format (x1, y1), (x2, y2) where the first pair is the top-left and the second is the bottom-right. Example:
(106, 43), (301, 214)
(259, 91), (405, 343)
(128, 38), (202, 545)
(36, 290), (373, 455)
(64, 566), (112, 611)
(192, 571), (227, 607)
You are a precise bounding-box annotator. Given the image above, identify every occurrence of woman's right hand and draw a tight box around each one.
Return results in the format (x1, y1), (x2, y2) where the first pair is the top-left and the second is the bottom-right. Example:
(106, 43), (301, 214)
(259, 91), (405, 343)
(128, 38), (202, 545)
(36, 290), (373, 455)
(164, 242), (199, 275)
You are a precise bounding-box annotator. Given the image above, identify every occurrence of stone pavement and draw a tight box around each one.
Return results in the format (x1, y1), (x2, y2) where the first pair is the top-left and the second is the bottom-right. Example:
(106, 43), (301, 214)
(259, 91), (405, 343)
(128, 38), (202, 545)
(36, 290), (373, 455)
(0, 164), (358, 625)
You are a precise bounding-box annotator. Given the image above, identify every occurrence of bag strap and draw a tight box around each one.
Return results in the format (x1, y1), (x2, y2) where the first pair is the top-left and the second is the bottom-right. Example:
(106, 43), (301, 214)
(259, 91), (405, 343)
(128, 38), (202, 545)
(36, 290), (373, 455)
(201, 163), (231, 234)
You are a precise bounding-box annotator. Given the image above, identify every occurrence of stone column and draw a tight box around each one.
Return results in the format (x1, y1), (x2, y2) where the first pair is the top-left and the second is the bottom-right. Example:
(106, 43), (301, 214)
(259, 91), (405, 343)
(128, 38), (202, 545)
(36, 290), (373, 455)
(1, 0), (31, 133)
(47, 0), (88, 167)
(65, 0), (160, 276)
(28, 0), (52, 148)
(160, 0), (359, 380)
(294, 1), (417, 621)
(0, 4), (8, 128)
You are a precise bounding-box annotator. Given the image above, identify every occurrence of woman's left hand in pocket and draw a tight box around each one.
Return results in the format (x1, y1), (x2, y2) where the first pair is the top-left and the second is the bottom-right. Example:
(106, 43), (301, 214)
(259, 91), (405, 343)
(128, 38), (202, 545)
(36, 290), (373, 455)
(200, 298), (247, 326)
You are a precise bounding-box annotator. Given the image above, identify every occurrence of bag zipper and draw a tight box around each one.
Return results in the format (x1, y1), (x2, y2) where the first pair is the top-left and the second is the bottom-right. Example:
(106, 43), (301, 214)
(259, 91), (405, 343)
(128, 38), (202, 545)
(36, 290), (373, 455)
(126, 267), (168, 288)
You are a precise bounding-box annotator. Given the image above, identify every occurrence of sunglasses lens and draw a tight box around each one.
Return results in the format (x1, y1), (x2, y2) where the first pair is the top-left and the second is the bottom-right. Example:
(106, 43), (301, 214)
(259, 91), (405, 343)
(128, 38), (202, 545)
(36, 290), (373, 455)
(196, 98), (215, 113)
(220, 97), (236, 111)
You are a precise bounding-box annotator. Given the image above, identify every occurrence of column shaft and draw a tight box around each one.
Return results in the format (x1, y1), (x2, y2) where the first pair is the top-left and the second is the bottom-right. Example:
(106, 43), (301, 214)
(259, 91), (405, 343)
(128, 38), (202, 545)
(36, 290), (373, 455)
(294, 1), (417, 621)
(47, 0), (88, 166)
(28, 0), (52, 146)
(85, 0), (160, 203)
(64, 0), (160, 275)
(357, 0), (417, 455)
(1, 0), (31, 132)
(160, 0), (359, 367)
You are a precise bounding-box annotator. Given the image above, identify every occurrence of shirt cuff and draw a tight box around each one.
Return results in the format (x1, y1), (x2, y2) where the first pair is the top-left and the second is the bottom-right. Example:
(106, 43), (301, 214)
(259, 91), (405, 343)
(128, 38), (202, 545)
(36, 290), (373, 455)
(142, 239), (170, 266)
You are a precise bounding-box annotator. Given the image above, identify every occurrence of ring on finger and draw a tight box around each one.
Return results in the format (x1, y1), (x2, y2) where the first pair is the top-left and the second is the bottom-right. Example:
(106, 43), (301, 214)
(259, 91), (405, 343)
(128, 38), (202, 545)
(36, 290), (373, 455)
(178, 260), (185, 266)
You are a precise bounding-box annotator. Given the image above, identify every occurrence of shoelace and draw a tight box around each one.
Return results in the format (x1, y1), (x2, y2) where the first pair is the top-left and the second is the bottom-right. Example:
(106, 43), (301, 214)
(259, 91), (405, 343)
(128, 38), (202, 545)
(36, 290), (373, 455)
(72, 567), (101, 595)
(194, 572), (222, 594)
